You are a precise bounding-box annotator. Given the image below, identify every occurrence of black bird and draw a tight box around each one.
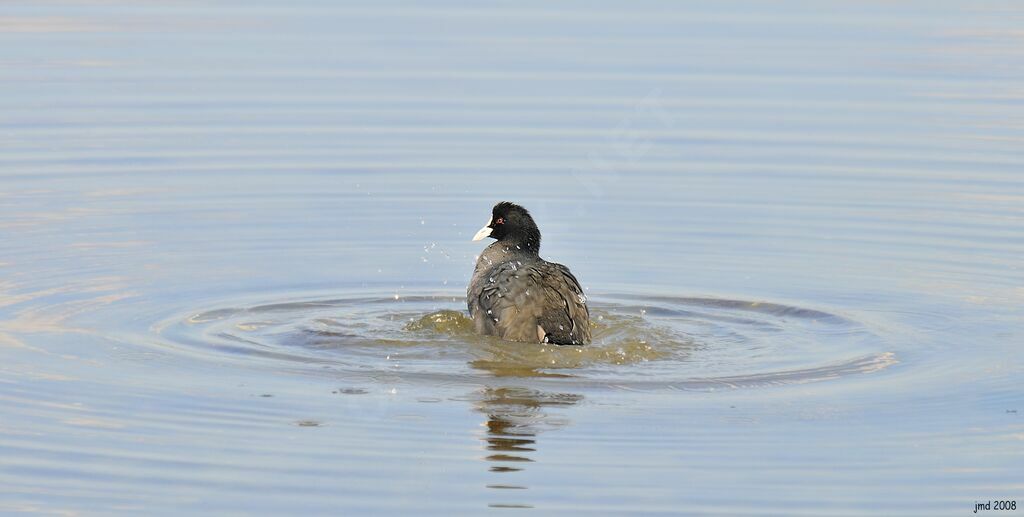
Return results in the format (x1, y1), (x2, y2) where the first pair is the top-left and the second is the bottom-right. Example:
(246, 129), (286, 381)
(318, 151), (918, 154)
(468, 202), (590, 345)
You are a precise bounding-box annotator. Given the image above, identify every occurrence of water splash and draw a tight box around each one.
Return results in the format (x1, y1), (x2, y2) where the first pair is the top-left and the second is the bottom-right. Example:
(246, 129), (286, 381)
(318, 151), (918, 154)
(152, 292), (894, 390)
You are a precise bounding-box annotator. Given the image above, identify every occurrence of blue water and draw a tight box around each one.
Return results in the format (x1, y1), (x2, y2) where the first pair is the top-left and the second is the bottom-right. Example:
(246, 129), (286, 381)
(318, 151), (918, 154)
(1, 2), (1022, 514)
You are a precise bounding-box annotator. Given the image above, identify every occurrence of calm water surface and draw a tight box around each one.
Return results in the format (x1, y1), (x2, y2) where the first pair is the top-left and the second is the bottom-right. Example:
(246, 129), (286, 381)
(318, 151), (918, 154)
(1, 1), (1023, 515)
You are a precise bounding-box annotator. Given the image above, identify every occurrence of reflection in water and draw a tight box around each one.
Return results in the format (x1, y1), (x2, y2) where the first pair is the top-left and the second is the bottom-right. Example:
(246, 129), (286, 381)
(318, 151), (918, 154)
(472, 387), (583, 509)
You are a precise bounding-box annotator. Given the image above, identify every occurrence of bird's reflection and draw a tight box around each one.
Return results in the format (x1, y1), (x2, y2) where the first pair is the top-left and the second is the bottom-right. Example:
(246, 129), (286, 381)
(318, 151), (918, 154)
(470, 386), (583, 508)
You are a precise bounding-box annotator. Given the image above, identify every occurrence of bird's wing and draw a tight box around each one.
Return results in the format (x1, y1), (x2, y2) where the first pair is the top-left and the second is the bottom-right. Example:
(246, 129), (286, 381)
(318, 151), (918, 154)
(472, 260), (590, 345)
(473, 260), (545, 342)
(534, 261), (590, 345)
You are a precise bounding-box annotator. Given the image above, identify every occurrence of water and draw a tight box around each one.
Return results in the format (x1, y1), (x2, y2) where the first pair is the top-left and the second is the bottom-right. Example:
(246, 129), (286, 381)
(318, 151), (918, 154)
(1, 1), (1022, 515)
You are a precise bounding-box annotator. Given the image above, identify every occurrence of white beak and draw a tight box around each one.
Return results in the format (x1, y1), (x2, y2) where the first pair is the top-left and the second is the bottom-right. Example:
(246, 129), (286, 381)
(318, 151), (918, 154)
(472, 216), (493, 241)
(472, 225), (492, 241)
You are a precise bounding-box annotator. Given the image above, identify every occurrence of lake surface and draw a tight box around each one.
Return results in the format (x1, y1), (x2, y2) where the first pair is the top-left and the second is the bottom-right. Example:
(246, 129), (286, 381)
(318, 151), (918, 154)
(2, 1), (1023, 515)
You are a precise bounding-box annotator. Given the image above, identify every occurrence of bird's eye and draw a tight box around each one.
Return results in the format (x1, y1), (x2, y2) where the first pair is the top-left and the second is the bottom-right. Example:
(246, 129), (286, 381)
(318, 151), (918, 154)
(495, 217), (504, 225)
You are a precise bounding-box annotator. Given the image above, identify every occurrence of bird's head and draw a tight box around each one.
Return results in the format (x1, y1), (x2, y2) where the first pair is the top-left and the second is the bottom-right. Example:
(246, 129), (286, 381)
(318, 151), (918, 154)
(472, 201), (541, 252)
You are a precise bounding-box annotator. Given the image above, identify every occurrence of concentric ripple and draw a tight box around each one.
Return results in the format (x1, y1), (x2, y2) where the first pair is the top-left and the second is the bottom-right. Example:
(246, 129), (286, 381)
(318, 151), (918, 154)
(152, 291), (895, 389)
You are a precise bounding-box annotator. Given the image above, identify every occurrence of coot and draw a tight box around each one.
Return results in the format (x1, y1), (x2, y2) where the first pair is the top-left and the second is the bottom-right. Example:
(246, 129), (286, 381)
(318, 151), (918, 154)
(468, 202), (590, 345)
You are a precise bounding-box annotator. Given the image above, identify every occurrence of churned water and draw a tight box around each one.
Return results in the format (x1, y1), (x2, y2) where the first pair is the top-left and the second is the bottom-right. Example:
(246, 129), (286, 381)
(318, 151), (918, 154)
(1, 1), (1022, 515)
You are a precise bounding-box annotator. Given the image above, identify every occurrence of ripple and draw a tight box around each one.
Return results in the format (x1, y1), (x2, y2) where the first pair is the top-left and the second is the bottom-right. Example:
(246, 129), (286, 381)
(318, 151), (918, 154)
(151, 291), (894, 390)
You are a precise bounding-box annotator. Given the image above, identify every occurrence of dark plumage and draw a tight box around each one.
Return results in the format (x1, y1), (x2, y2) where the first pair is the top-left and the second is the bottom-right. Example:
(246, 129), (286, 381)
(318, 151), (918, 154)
(468, 202), (590, 345)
